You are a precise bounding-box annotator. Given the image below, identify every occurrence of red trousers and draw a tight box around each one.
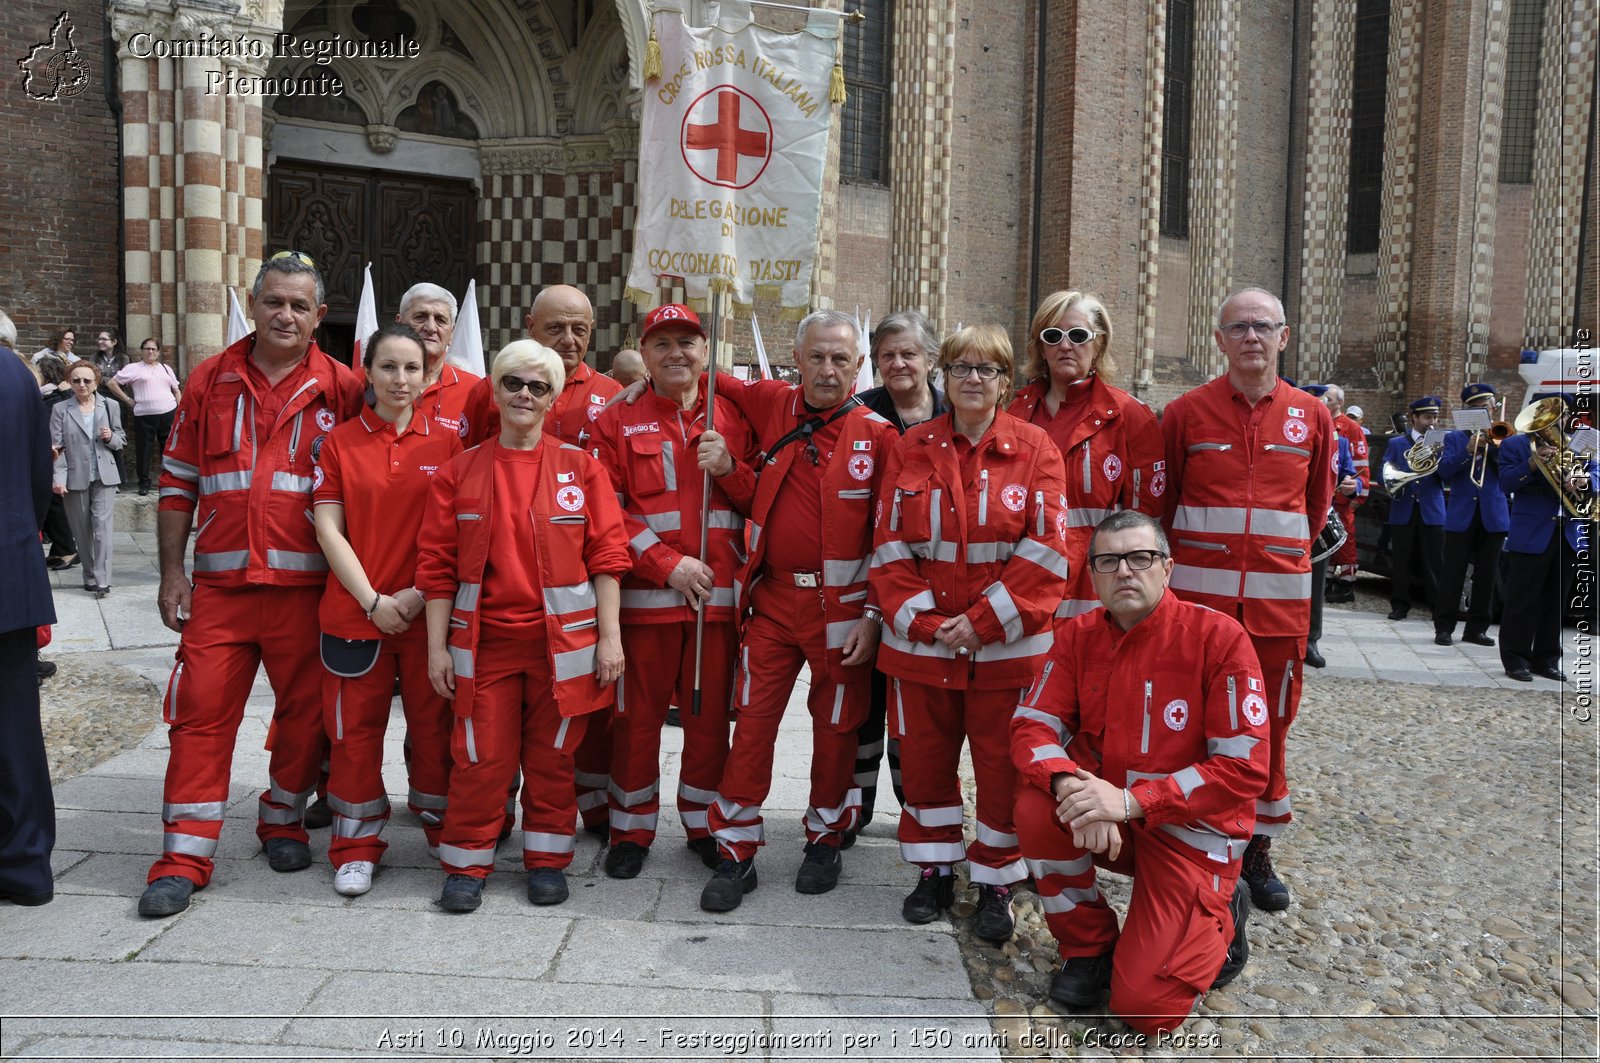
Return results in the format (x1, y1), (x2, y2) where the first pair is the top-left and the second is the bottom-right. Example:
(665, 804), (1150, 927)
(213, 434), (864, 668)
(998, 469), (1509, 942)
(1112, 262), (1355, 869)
(1015, 785), (1239, 1036)
(610, 621), (735, 847)
(438, 634), (591, 878)
(150, 584), (326, 887)
(707, 579), (866, 861)
(1248, 634), (1302, 834)
(322, 634), (452, 869)
(892, 679), (1027, 885)
(573, 705), (612, 831)
(1331, 499), (1360, 579)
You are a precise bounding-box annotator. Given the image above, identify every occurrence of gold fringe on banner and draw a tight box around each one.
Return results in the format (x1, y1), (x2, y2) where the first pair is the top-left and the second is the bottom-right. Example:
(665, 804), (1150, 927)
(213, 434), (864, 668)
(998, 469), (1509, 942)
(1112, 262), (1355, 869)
(829, 57), (846, 104)
(644, 21), (663, 82)
(624, 286), (658, 310)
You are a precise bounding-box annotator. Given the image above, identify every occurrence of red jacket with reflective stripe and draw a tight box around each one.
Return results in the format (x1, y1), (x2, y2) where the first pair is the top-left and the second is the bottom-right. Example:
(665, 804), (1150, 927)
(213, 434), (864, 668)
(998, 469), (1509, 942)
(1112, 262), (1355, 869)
(720, 376), (898, 682)
(592, 387), (758, 624)
(870, 411), (1069, 691)
(1009, 591), (1269, 867)
(1159, 377), (1336, 637)
(415, 437), (631, 718)
(1009, 377), (1164, 619)
(1332, 412), (1369, 506)
(158, 337), (363, 587)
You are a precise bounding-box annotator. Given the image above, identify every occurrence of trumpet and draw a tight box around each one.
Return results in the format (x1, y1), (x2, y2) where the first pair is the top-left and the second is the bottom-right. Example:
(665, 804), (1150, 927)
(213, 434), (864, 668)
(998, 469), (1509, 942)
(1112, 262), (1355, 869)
(1382, 435), (1442, 496)
(1468, 399), (1515, 487)
(1513, 397), (1594, 518)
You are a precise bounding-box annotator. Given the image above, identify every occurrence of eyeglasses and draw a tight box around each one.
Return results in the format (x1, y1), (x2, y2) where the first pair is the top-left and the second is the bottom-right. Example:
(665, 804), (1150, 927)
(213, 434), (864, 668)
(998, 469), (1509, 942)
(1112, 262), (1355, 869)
(500, 375), (553, 398)
(1040, 326), (1102, 347)
(946, 362), (1004, 380)
(1219, 320), (1285, 340)
(1088, 549), (1167, 574)
(270, 250), (316, 267)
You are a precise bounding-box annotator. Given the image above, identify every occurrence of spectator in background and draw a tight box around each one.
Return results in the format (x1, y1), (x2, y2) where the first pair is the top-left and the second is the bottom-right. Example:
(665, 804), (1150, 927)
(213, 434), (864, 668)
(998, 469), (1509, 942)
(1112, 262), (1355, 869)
(111, 339), (182, 496)
(36, 356), (78, 571)
(33, 328), (78, 365)
(49, 362), (124, 597)
(607, 348), (646, 386)
(92, 329), (133, 487)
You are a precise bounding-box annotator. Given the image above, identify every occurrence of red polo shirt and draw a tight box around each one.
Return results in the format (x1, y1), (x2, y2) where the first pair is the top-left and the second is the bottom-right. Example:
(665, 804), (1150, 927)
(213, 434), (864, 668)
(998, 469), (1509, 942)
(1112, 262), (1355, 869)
(313, 408), (463, 639)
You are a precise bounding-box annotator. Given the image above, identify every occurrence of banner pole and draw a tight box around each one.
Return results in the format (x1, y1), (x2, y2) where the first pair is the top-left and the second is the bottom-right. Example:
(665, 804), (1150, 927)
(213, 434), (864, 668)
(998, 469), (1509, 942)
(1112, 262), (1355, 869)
(691, 285), (724, 717)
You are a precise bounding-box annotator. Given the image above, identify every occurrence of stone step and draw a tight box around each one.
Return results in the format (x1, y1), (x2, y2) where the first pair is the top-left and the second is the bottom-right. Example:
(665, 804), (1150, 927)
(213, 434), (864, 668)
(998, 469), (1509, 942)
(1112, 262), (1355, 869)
(111, 491), (159, 533)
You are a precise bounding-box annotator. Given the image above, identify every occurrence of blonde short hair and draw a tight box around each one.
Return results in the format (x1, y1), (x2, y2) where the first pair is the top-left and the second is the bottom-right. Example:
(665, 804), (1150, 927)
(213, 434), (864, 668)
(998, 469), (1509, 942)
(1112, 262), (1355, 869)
(938, 324), (1017, 406)
(491, 339), (566, 395)
(1022, 289), (1116, 387)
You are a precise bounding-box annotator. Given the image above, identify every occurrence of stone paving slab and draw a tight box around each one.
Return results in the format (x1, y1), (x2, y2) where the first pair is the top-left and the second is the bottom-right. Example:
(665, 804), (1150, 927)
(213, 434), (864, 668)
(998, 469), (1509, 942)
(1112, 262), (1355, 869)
(0, 894), (172, 962)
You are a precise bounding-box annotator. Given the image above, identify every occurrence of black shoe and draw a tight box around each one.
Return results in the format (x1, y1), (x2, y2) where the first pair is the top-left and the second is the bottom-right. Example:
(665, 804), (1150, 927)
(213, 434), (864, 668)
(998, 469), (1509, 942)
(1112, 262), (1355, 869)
(1506, 667), (1533, 682)
(1386, 608), (1408, 621)
(35, 659), (56, 681)
(902, 867), (955, 924)
(838, 829), (857, 851)
(1434, 632), (1453, 646)
(700, 857), (757, 912)
(604, 841), (648, 879)
(686, 836), (721, 870)
(0, 887), (53, 906)
(139, 485), (150, 496)
(138, 875), (195, 917)
(665, 706), (681, 727)
(1325, 583), (1355, 603)
(1241, 836), (1290, 911)
(438, 873), (482, 912)
(46, 553), (77, 571)
(94, 587), (109, 600)
(1533, 665), (1568, 683)
(794, 840), (842, 894)
(1211, 881), (1250, 989)
(262, 837), (313, 872)
(1048, 950), (1114, 1008)
(302, 796), (332, 830)
(527, 867), (569, 905)
(583, 821), (609, 839)
(1463, 631), (1495, 647)
(971, 883), (1016, 943)
(1303, 642), (1325, 668)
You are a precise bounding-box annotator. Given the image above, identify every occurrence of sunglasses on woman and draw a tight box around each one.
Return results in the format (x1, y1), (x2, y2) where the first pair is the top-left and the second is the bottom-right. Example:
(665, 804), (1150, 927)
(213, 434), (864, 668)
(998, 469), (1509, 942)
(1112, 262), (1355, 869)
(1040, 326), (1102, 347)
(500, 376), (553, 398)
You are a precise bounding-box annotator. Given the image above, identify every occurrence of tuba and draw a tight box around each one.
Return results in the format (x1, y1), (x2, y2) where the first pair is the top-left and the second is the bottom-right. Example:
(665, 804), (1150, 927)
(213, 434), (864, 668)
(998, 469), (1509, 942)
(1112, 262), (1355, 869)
(1382, 436), (1442, 497)
(1513, 397), (1594, 518)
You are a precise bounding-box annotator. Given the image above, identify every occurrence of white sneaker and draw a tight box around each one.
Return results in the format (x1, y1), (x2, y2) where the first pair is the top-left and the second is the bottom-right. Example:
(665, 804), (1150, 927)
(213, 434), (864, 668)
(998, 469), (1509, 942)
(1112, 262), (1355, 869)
(333, 860), (375, 896)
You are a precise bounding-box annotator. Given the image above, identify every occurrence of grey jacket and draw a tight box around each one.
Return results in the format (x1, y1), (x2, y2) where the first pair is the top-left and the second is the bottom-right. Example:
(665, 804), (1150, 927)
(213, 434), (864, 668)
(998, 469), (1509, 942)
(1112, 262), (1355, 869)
(51, 395), (125, 491)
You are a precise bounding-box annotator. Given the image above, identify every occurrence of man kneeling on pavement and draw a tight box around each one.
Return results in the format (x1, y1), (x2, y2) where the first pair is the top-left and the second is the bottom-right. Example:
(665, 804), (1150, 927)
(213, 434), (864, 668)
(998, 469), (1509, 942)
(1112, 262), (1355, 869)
(1011, 511), (1267, 1035)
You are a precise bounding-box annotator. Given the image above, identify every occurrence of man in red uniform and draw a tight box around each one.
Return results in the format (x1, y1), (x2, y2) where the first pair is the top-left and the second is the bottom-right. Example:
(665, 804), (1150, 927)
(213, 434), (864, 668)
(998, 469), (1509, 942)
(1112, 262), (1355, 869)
(1320, 384), (1368, 603)
(1160, 288), (1334, 914)
(139, 252), (364, 917)
(1012, 511), (1266, 1032)
(592, 305), (758, 878)
(396, 282), (479, 438)
(699, 309), (898, 911)
(462, 284), (621, 834)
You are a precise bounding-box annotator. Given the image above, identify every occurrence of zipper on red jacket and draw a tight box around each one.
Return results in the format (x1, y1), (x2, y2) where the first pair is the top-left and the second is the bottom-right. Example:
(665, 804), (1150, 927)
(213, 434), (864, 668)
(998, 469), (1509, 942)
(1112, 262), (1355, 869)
(1034, 490), (1046, 537)
(1081, 440), (1093, 494)
(1140, 679), (1152, 753)
(978, 468), (989, 526)
(1227, 674), (1238, 730)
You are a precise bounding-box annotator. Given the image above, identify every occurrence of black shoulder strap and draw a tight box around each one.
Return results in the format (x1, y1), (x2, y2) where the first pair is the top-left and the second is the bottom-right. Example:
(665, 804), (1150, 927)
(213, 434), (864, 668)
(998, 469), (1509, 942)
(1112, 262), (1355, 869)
(759, 395), (862, 464)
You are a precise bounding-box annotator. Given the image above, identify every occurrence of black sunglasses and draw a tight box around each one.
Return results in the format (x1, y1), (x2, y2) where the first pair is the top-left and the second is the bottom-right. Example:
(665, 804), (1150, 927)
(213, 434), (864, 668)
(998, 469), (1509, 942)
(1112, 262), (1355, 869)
(500, 376), (553, 397)
(1040, 326), (1102, 347)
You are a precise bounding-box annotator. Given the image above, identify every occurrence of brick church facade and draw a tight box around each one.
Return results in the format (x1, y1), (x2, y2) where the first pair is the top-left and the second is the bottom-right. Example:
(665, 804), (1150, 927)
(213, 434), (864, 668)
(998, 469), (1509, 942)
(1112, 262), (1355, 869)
(3, 0), (1594, 426)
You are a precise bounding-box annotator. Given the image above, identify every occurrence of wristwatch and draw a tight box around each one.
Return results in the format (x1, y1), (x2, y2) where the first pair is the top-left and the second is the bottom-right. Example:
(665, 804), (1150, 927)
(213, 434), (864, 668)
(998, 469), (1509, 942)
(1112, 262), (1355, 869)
(861, 605), (883, 625)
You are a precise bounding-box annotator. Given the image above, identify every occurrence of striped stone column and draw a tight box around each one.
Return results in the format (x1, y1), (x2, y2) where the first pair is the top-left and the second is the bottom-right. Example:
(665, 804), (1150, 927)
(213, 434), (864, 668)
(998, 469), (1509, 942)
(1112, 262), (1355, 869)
(888, 0), (958, 330)
(1133, 0), (1168, 393)
(115, 30), (155, 352)
(1461, 0), (1511, 381)
(177, 54), (227, 363)
(1524, 0), (1598, 349)
(1372, 0), (1425, 396)
(1295, 0), (1359, 386)
(1185, 0), (1242, 377)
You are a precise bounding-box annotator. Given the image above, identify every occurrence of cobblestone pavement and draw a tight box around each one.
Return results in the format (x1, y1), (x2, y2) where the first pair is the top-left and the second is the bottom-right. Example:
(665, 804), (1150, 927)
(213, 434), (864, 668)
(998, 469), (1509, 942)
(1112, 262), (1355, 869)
(20, 536), (1600, 1058)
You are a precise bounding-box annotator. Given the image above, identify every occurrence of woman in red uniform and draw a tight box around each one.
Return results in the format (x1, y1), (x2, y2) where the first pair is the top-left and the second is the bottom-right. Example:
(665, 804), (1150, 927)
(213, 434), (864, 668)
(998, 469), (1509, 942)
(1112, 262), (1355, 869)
(312, 323), (463, 897)
(418, 339), (630, 912)
(870, 324), (1068, 941)
(1008, 290), (1163, 621)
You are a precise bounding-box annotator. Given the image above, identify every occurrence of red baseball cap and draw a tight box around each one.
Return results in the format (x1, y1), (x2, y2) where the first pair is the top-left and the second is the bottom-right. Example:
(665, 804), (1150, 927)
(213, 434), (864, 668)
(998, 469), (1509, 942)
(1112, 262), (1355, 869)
(640, 303), (706, 342)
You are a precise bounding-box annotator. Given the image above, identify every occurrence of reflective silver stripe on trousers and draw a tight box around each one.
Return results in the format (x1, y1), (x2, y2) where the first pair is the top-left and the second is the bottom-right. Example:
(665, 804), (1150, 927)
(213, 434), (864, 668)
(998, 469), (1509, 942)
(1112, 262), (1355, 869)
(577, 791), (608, 811)
(609, 811), (658, 831)
(463, 717), (479, 763)
(974, 821), (1018, 848)
(824, 620), (858, 650)
(438, 843), (495, 867)
(408, 788), (448, 810)
(1036, 885), (1102, 913)
(333, 816), (386, 839)
(193, 550), (249, 572)
(904, 803), (964, 828)
(329, 794), (390, 819)
(523, 831), (577, 855)
(1015, 537), (1069, 579)
(271, 471), (315, 493)
(901, 840), (967, 864)
(163, 456), (200, 479)
(1278, 659), (1294, 716)
(679, 782), (720, 805)
(554, 717), (571, 749)
(829, 683), (845, 725)
(164, 831), (218, 857)
(269, 775), (316, 809)
(1169, 563), (1242, 597)
(554, 644), (597, 682)
(258, 803), (303, 825)
(1207, 735), (1260, 759)
(1028, 855), (1093, 878)
(163, 801), (225, 821)
(969, 857), (1028, 885)
(803, 786), (861, 833)
(609, 779), (659, 807)
(892, 589), (936, 639)
(449, 645), (475, 679)
(681, 810), (709, 830)
(1243, 571), (1311, 600)
(981, 581), (1025, 642)
(199, 469), (252, 493)
(266, 550), (328, 572)
(454, 583), (480, 612)
(1065, 506), (1111, 529)
(642, 510), (681, 532)
(1172, 765), (1206, 798)
(544, 581), (597, 616)
(161, 487), (198, 502)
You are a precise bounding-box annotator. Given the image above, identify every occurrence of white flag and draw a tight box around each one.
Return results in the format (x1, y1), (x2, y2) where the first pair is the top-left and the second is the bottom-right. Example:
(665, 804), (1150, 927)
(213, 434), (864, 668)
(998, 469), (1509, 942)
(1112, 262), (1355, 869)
(226, 287), (249, 346)
(750, 311), (773, 380)
(447, 279), (485, 376)
(352, 263), (378, 366)
(853, 307), (874, 395)
(626, 4), (840, 311)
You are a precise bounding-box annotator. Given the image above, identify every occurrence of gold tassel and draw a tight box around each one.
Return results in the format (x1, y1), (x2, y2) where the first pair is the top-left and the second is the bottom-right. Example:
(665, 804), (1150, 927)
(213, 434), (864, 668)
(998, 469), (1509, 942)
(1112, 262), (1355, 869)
(644, 24), (663, 82)
(829, 60), (846, 104)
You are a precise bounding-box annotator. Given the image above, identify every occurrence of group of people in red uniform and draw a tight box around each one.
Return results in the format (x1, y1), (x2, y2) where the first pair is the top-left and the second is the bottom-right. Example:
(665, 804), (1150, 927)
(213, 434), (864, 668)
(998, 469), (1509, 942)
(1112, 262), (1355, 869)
(135, 252), (1336, 1038)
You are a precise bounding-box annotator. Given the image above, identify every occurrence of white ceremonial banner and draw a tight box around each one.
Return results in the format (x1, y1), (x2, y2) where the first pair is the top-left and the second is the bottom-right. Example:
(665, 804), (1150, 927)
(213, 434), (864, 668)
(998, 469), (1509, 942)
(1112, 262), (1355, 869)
(627, 1), (840, 310)
(226, 287), (249, 346)
(447, 279), (486, 376)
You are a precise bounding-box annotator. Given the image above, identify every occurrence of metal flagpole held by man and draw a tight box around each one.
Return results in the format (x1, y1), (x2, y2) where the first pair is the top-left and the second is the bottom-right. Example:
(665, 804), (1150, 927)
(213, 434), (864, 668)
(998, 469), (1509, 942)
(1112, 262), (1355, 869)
(691, 284), (723, 716)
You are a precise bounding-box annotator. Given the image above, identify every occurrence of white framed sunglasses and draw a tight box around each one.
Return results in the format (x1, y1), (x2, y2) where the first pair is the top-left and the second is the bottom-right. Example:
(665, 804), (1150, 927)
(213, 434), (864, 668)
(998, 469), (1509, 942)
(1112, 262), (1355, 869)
(1040, 326), (1102, 347)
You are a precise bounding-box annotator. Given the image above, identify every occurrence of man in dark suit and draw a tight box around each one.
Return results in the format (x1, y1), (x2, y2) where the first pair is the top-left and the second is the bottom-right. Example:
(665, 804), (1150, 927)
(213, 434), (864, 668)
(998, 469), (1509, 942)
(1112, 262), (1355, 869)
(1381, 396), (1446, 620)
(1434, 383), (1509, 647)
(0, 309), (59, 905)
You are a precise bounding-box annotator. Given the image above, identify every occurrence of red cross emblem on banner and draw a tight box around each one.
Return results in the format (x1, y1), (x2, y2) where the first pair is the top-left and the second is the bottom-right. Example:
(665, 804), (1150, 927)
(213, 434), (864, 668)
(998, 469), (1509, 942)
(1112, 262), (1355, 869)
(681, 85), (773, 189)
